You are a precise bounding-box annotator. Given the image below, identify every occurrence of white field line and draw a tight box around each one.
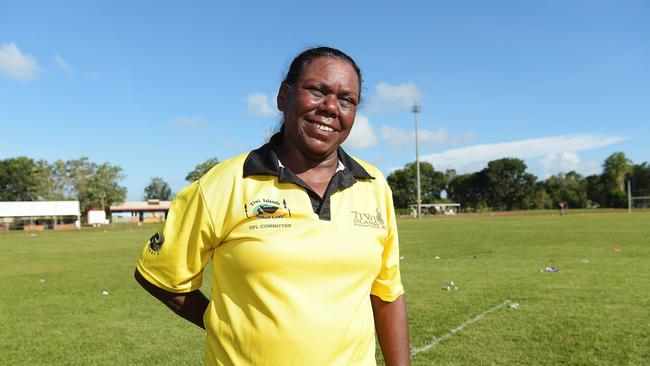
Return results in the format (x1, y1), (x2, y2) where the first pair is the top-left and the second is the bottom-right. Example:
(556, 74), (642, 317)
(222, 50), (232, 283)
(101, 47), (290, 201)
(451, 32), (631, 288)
(411, 300), (510, 357)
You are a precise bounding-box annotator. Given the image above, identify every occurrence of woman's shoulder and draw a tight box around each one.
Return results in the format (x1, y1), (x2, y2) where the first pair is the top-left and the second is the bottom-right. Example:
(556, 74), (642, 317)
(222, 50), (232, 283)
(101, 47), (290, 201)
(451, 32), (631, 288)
(347, 155), (388, 184)
(198, 152), (249, 184)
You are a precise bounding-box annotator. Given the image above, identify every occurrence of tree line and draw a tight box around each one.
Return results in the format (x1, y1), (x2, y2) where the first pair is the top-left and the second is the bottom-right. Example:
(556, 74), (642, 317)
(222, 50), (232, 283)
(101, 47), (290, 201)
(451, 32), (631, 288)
(3, 152), (647, 213)
(0, 156), (220, 214)
(387, 152), (650, 211)
(0, 157), (127, 213)
(141, 157), (220, 201)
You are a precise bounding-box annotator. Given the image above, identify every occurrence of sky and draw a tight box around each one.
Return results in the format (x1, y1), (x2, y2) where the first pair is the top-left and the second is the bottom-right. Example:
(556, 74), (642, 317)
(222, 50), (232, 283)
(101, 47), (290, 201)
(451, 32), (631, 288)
(1, 0), (648, 200)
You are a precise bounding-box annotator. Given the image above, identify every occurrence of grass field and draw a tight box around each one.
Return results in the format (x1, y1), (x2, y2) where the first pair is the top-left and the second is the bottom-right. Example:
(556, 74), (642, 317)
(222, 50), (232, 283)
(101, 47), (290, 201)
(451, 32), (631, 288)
(1, 211), (649, 365)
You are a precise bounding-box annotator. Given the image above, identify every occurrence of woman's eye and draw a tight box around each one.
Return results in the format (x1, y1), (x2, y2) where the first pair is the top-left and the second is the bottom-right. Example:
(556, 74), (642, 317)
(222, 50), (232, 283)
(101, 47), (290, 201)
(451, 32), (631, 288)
(339, 98), (355, 108)
(309, 88), (324, 97)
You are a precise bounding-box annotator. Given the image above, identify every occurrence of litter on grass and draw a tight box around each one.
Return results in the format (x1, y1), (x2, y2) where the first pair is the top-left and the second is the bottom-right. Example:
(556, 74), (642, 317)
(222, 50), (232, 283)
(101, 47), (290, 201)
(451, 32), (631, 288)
(580, 258), (590, 264)
(612, 246), (621, 253)
(102, 289), (110, 296)
(540, 266), (559, 273)
(400, 256), (405, 260)
(39, 278), (45, 284)
(434, 256), (440, 260)
(506, 300), (519, 309)
(441, 281), (458, 291)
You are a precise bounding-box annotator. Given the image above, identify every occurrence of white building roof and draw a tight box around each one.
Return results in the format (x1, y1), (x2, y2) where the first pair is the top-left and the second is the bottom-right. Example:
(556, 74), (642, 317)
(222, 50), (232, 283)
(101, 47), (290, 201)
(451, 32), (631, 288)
(110, 200), (171, 212)
(0, 201), (81, 218)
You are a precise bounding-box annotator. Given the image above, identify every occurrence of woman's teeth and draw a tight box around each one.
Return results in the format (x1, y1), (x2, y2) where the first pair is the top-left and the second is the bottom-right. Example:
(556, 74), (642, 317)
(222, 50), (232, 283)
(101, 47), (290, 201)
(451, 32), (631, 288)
(315, 123), (334, 132)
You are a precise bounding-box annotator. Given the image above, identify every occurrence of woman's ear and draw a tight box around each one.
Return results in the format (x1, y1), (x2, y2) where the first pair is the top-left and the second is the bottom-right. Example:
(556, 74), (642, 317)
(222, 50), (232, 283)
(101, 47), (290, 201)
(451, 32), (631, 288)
(277, 83), (290, 112)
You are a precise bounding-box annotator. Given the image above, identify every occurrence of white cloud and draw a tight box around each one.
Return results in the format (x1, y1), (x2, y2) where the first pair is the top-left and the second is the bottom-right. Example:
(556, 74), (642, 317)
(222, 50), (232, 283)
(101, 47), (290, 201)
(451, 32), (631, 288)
(380, 126), (473, 150)
(171, 116), (207, 128)
(54, 54), (73, 75)
(246, 92), (275, 117)
(0, 43), (41, 80)
(540, 153), (559, 173)
(561, 152), (580, 165)
(344, 114), (378, 150)
(422, 134), (626, 173)
(540, 152), (600, 178)
(369, 82), (422, 111)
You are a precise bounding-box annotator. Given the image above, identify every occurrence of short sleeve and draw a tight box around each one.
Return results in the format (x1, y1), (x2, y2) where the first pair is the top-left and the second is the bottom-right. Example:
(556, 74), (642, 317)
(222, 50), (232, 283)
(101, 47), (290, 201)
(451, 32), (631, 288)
(136, 181), (216, 293)
(370, 182), (405, 302)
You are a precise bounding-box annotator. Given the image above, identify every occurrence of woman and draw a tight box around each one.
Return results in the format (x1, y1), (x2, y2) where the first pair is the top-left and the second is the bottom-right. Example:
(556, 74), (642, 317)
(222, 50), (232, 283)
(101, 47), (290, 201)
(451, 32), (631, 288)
(135, 46), (410, 366)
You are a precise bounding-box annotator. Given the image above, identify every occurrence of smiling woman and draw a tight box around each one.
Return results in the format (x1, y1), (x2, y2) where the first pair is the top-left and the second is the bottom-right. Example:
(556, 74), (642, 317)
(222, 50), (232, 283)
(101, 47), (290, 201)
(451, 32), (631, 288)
(134, 46), (410, 366)
(276, 53), (361, 196)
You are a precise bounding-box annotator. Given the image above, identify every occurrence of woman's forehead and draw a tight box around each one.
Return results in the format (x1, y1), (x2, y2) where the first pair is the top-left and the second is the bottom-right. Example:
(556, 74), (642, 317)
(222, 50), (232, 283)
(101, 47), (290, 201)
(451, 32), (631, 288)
(299, 58), (360, 89)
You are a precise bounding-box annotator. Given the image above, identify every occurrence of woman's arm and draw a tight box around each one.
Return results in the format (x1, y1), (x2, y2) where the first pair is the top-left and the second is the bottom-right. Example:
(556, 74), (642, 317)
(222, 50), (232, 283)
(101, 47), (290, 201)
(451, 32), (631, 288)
(134, 269), (209, 329)
(371, 294), (411, 366)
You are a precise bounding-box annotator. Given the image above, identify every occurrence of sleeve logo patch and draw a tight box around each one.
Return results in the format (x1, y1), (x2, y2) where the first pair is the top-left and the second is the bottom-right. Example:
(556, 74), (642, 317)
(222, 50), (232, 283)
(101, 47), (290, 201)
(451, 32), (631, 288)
(148, 232), (165, 252)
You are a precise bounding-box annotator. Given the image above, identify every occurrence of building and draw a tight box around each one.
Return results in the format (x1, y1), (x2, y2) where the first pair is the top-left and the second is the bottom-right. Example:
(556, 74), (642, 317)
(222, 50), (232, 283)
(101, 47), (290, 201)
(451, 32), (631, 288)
(109, 199), (171, 223)
(0, 201), (81, 231)
(408, 203), (461, 216)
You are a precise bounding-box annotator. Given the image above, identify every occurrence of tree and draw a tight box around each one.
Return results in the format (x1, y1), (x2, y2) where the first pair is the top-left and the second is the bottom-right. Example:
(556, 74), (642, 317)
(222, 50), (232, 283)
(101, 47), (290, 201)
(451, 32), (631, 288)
(585, 174), (605, 207)
(75, 162), (127, 213)
(64, 157), (96, 200)
(542, 171), (588, 208)
(628, 162), (650, 197)
(0, 156), (126, 212)
(186, 157), (220, 182)
(0, 157), (38, 201)
(386, 162), (446, 208)
(447, 172), (488, 211)
(602, 152), (631, 192)
(144, 177), (173, 200)
(33, 159), (65, 200)
(56, 157), (127, 213)
(600, 152), (632, 207)
(483, 158), (537, 210)
(524, 182), (553, 210)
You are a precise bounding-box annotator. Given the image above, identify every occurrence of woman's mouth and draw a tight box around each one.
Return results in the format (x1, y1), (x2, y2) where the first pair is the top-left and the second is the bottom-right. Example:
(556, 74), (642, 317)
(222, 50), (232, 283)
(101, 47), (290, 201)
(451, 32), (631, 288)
(308, 119), (337, 133)
(315, 122), (334, 132)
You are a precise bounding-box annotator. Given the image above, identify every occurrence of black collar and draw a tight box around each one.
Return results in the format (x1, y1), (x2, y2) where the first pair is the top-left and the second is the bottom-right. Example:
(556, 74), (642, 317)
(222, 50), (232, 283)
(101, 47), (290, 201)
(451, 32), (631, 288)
(242, 133), (374, 220)
(243, 133), (374, 180)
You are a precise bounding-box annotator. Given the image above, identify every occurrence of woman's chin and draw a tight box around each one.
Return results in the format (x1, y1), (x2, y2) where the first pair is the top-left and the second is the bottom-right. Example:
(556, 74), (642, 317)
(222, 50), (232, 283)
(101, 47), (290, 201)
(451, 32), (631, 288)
(299, 138), (340, 159)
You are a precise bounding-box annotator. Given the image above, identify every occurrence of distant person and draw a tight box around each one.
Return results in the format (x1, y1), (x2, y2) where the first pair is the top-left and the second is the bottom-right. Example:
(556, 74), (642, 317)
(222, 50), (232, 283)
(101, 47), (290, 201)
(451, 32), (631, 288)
(134, 46), (410, 366)
(559, 201), (567, 216)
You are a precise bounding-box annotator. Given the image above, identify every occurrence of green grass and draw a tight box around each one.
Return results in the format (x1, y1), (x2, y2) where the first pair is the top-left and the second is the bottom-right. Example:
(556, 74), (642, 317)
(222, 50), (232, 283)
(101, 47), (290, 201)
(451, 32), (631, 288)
(1, 212), (649, 365)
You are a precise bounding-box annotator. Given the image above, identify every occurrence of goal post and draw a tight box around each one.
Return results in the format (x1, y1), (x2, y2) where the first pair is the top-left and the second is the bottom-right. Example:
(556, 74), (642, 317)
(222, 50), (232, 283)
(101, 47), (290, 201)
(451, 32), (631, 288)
(628, 180), (650, 212)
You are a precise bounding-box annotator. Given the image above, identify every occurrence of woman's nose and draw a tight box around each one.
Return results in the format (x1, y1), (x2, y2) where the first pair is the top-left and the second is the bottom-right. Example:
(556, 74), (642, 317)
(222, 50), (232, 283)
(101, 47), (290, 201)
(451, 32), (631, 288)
(319, 94), (339, 117)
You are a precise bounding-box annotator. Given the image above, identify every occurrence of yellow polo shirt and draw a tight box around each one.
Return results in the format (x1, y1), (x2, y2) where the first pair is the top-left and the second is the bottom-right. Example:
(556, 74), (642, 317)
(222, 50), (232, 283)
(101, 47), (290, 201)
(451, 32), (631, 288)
(137, 135), (404, 366)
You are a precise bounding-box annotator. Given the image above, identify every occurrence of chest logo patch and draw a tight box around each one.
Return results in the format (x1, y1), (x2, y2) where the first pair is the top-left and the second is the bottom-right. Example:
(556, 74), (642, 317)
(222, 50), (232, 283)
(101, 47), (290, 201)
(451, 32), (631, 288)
(245, 198), (292, 219)
(351, 208), (386, 229)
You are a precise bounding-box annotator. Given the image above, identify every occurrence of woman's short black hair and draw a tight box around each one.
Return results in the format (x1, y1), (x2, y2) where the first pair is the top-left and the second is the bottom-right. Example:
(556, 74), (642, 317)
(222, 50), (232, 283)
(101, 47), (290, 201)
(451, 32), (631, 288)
(282, 46), (362, 100)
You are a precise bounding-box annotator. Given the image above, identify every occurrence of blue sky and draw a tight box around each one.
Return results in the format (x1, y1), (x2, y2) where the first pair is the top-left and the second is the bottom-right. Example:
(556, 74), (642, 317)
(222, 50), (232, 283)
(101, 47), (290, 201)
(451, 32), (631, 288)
(1, 0), (648, 200)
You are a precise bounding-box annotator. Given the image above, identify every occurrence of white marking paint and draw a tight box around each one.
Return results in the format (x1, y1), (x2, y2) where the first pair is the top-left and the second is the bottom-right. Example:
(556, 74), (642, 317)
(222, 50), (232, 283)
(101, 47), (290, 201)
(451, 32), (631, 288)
(411, 300), (510, 356)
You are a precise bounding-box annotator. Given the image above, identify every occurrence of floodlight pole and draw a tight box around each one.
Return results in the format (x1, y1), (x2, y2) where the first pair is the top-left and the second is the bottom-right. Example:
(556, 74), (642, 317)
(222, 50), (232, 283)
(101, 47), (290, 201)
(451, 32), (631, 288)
(412, 103), (422, 218)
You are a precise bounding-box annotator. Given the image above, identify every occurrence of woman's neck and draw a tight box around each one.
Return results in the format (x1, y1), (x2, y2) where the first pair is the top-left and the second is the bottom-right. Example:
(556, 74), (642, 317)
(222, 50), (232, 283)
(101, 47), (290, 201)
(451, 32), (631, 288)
(275, 140), (338, 176)
(275, 141), (339, 197)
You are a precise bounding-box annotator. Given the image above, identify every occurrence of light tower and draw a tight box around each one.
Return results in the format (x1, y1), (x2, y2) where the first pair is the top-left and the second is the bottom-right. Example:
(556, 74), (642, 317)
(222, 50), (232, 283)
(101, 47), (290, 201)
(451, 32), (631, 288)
(411, 103), (422, 218)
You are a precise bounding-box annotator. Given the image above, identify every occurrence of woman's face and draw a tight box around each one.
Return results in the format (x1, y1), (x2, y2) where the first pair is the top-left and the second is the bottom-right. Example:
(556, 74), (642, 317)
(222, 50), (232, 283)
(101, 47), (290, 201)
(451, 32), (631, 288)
(278, 57), (360, 160)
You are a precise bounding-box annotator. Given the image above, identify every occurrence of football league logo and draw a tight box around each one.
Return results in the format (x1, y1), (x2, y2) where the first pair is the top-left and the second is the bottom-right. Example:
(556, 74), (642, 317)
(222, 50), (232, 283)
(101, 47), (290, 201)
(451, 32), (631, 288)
(245, 198), (291, 219)
(148, 232), (164, 252)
